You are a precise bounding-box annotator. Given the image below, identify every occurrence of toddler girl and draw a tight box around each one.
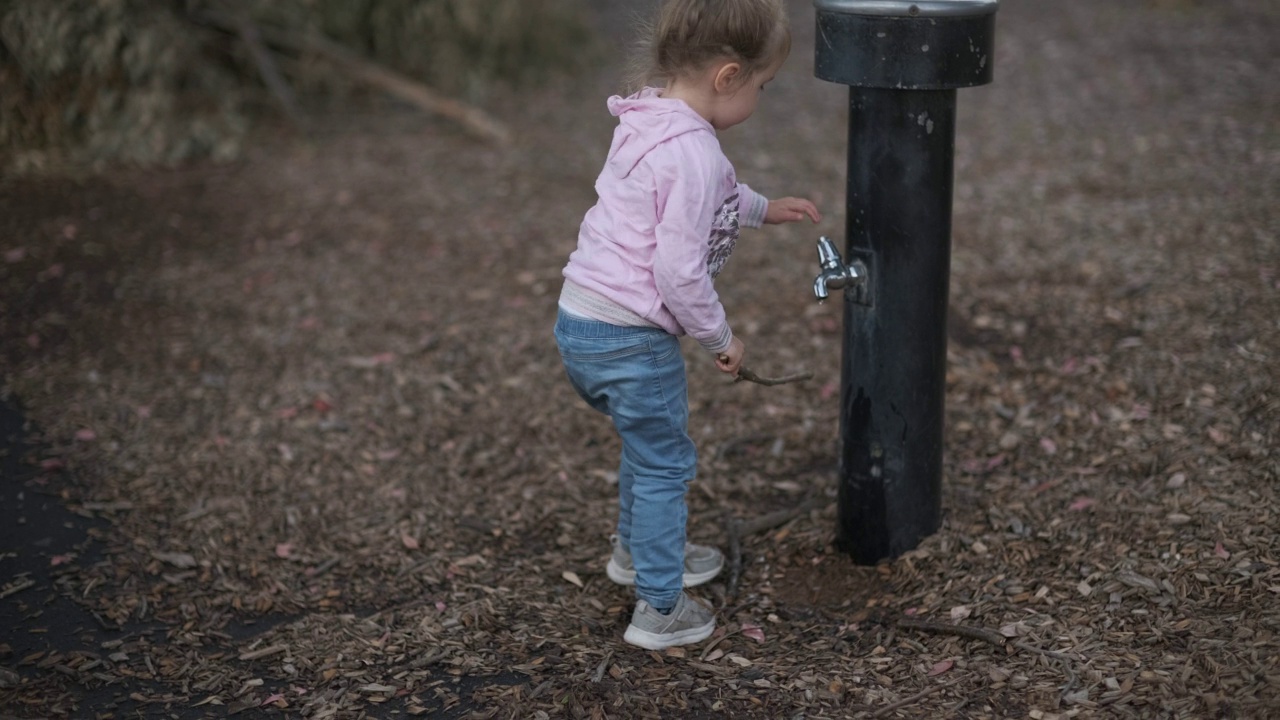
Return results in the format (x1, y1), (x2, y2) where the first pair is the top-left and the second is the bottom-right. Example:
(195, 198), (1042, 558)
(554, 0), (821, 650)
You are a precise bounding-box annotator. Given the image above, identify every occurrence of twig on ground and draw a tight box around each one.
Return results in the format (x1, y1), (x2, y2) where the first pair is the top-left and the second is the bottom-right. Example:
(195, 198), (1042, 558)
(0, 578), (35, 599)
(870, 677), (963, 719)
(1013, 640), (1080, 662)
(895, 618), (1008, 648)
(724, 512), (743, 601)
(738, 495), (826, 536)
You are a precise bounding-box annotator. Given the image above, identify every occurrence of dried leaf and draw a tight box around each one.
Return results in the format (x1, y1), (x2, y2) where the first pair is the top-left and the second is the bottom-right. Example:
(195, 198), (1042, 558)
(949, 605), (971, 621)
(741, 623), (765, 643)
(152, 551), (197, 569)
(401, 534), (420, 550)
(1069, 497), (1096, 511)
(561, 571), (584, 588)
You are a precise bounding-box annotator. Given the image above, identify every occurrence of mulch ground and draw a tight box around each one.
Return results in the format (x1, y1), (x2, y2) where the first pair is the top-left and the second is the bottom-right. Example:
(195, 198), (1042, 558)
(1, 0), (1277, 717)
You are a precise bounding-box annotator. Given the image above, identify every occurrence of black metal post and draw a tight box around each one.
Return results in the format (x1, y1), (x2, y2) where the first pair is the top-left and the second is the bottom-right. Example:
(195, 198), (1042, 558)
(813, 0), (998, 564)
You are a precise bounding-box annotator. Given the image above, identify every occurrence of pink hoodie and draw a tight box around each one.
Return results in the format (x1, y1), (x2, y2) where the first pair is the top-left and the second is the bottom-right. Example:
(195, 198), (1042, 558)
(559, 89), (768, 354)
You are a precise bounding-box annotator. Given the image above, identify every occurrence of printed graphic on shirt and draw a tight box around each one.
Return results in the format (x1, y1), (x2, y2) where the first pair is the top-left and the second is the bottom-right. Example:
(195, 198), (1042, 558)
(706, 192), (740, 279)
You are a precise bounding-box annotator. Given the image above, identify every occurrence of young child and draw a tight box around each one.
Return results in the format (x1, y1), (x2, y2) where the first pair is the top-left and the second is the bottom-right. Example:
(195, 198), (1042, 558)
(554, 0), (821, 650)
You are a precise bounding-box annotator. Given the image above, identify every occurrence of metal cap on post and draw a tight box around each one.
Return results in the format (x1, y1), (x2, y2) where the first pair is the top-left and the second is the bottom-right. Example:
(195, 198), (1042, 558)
(812, 0), (996, 564)
(815, 1), (997, 89)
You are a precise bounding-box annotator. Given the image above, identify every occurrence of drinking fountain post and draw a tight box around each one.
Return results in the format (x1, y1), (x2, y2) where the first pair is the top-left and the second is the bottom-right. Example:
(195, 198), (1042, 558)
(812, 0), (998, 564)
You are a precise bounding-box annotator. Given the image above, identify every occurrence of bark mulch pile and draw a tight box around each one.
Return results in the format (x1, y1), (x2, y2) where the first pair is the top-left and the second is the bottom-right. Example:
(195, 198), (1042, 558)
(1, 0), (1276, 717)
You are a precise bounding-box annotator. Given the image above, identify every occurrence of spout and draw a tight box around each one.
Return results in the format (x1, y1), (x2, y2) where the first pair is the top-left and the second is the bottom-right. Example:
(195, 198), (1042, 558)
(814, 275), (830, 301)
(812, 236), (868, 302)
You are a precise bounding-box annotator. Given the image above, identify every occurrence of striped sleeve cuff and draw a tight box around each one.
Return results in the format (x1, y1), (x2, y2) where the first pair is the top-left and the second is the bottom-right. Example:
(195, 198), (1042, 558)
(738, 183), (769, 229)
(697, 323), (734, 355)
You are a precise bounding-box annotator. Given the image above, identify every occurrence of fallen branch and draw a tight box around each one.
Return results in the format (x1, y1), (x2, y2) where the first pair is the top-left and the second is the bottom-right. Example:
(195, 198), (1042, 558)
(734, 366), (813, 387)
(194, 8), (510, 144)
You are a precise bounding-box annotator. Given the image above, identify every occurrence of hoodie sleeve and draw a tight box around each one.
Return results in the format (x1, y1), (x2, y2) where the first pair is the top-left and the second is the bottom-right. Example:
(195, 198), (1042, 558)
(736, 183), (769, 229)
(650, 136), (734, 354)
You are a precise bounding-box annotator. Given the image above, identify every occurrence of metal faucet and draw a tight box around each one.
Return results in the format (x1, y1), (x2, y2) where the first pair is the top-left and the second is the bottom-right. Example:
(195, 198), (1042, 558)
(813, 236), (867, 301)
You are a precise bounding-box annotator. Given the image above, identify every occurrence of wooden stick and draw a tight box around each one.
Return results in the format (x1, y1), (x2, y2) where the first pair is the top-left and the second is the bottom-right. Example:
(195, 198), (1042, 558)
(724, 513), (743, 601)
(734, 366), (814, 387)
(738, 495), (825, 536)
(896, 617), (1083, 670)
(871, 677), (962, 719)
(238, 644), (288, 661)
(0, 578), (35, 600)
(895, 618), (1008, 648)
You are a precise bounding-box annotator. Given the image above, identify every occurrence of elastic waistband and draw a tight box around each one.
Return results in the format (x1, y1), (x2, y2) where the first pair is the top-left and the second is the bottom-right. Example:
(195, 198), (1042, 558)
(556, 308), (666, 339)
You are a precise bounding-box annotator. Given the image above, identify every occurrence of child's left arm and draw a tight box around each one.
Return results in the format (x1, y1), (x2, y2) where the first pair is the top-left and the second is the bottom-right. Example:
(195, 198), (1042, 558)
(764, 197), (822, 225)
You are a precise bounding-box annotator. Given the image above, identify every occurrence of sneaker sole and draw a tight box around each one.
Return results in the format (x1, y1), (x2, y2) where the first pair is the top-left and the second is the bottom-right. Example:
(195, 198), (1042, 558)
(606, 560), (723, 588)
(623, 618), (716, 650)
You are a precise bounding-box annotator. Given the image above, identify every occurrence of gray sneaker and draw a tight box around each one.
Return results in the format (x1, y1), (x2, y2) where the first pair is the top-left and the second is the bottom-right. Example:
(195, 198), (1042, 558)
(606, 536), (724, 587)
(623, 592), (716, 650)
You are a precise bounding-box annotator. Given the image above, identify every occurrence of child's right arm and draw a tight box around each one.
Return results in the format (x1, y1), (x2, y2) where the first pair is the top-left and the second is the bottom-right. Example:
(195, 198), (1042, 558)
(651, 139), (736, 358)
(716, 337), (746, 377)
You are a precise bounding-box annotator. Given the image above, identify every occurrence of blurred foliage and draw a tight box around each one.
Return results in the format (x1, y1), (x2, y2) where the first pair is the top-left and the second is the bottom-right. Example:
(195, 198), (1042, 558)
(0, 0), (593, 173)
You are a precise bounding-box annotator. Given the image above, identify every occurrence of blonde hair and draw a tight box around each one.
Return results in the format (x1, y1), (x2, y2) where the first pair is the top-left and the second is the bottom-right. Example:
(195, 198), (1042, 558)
(627, 0), (791, 92)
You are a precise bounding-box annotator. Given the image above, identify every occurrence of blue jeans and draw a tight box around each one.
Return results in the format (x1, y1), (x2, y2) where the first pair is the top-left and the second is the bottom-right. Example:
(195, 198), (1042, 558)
(554, 309), (695, 609)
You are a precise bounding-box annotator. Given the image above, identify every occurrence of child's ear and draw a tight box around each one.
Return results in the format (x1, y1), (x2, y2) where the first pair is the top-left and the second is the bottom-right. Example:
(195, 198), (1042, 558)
(713, 62), (743, 94)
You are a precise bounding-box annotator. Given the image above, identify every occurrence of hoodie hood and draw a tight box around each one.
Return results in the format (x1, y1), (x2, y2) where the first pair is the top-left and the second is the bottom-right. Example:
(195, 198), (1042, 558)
(605, 88), (714, 179)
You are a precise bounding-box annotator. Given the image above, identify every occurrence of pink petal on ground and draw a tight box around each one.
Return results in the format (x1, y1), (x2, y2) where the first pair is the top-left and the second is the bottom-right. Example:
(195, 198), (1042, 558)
(74, 429), (96, 442)
(741, 623), (765, 643)
(1069, 497), (1096, 511)
(928, 659), (955, 676)
(1214, 542), (1230, 560)
(4, 247), (25, 263)
(275, 543), (294, 559)
(1039, 437), (1058, 454)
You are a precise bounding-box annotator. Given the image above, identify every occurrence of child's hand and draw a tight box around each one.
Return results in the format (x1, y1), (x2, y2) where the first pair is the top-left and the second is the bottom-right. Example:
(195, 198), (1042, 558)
(716, 337), (745, 377)
(764, 197), (822, 225)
